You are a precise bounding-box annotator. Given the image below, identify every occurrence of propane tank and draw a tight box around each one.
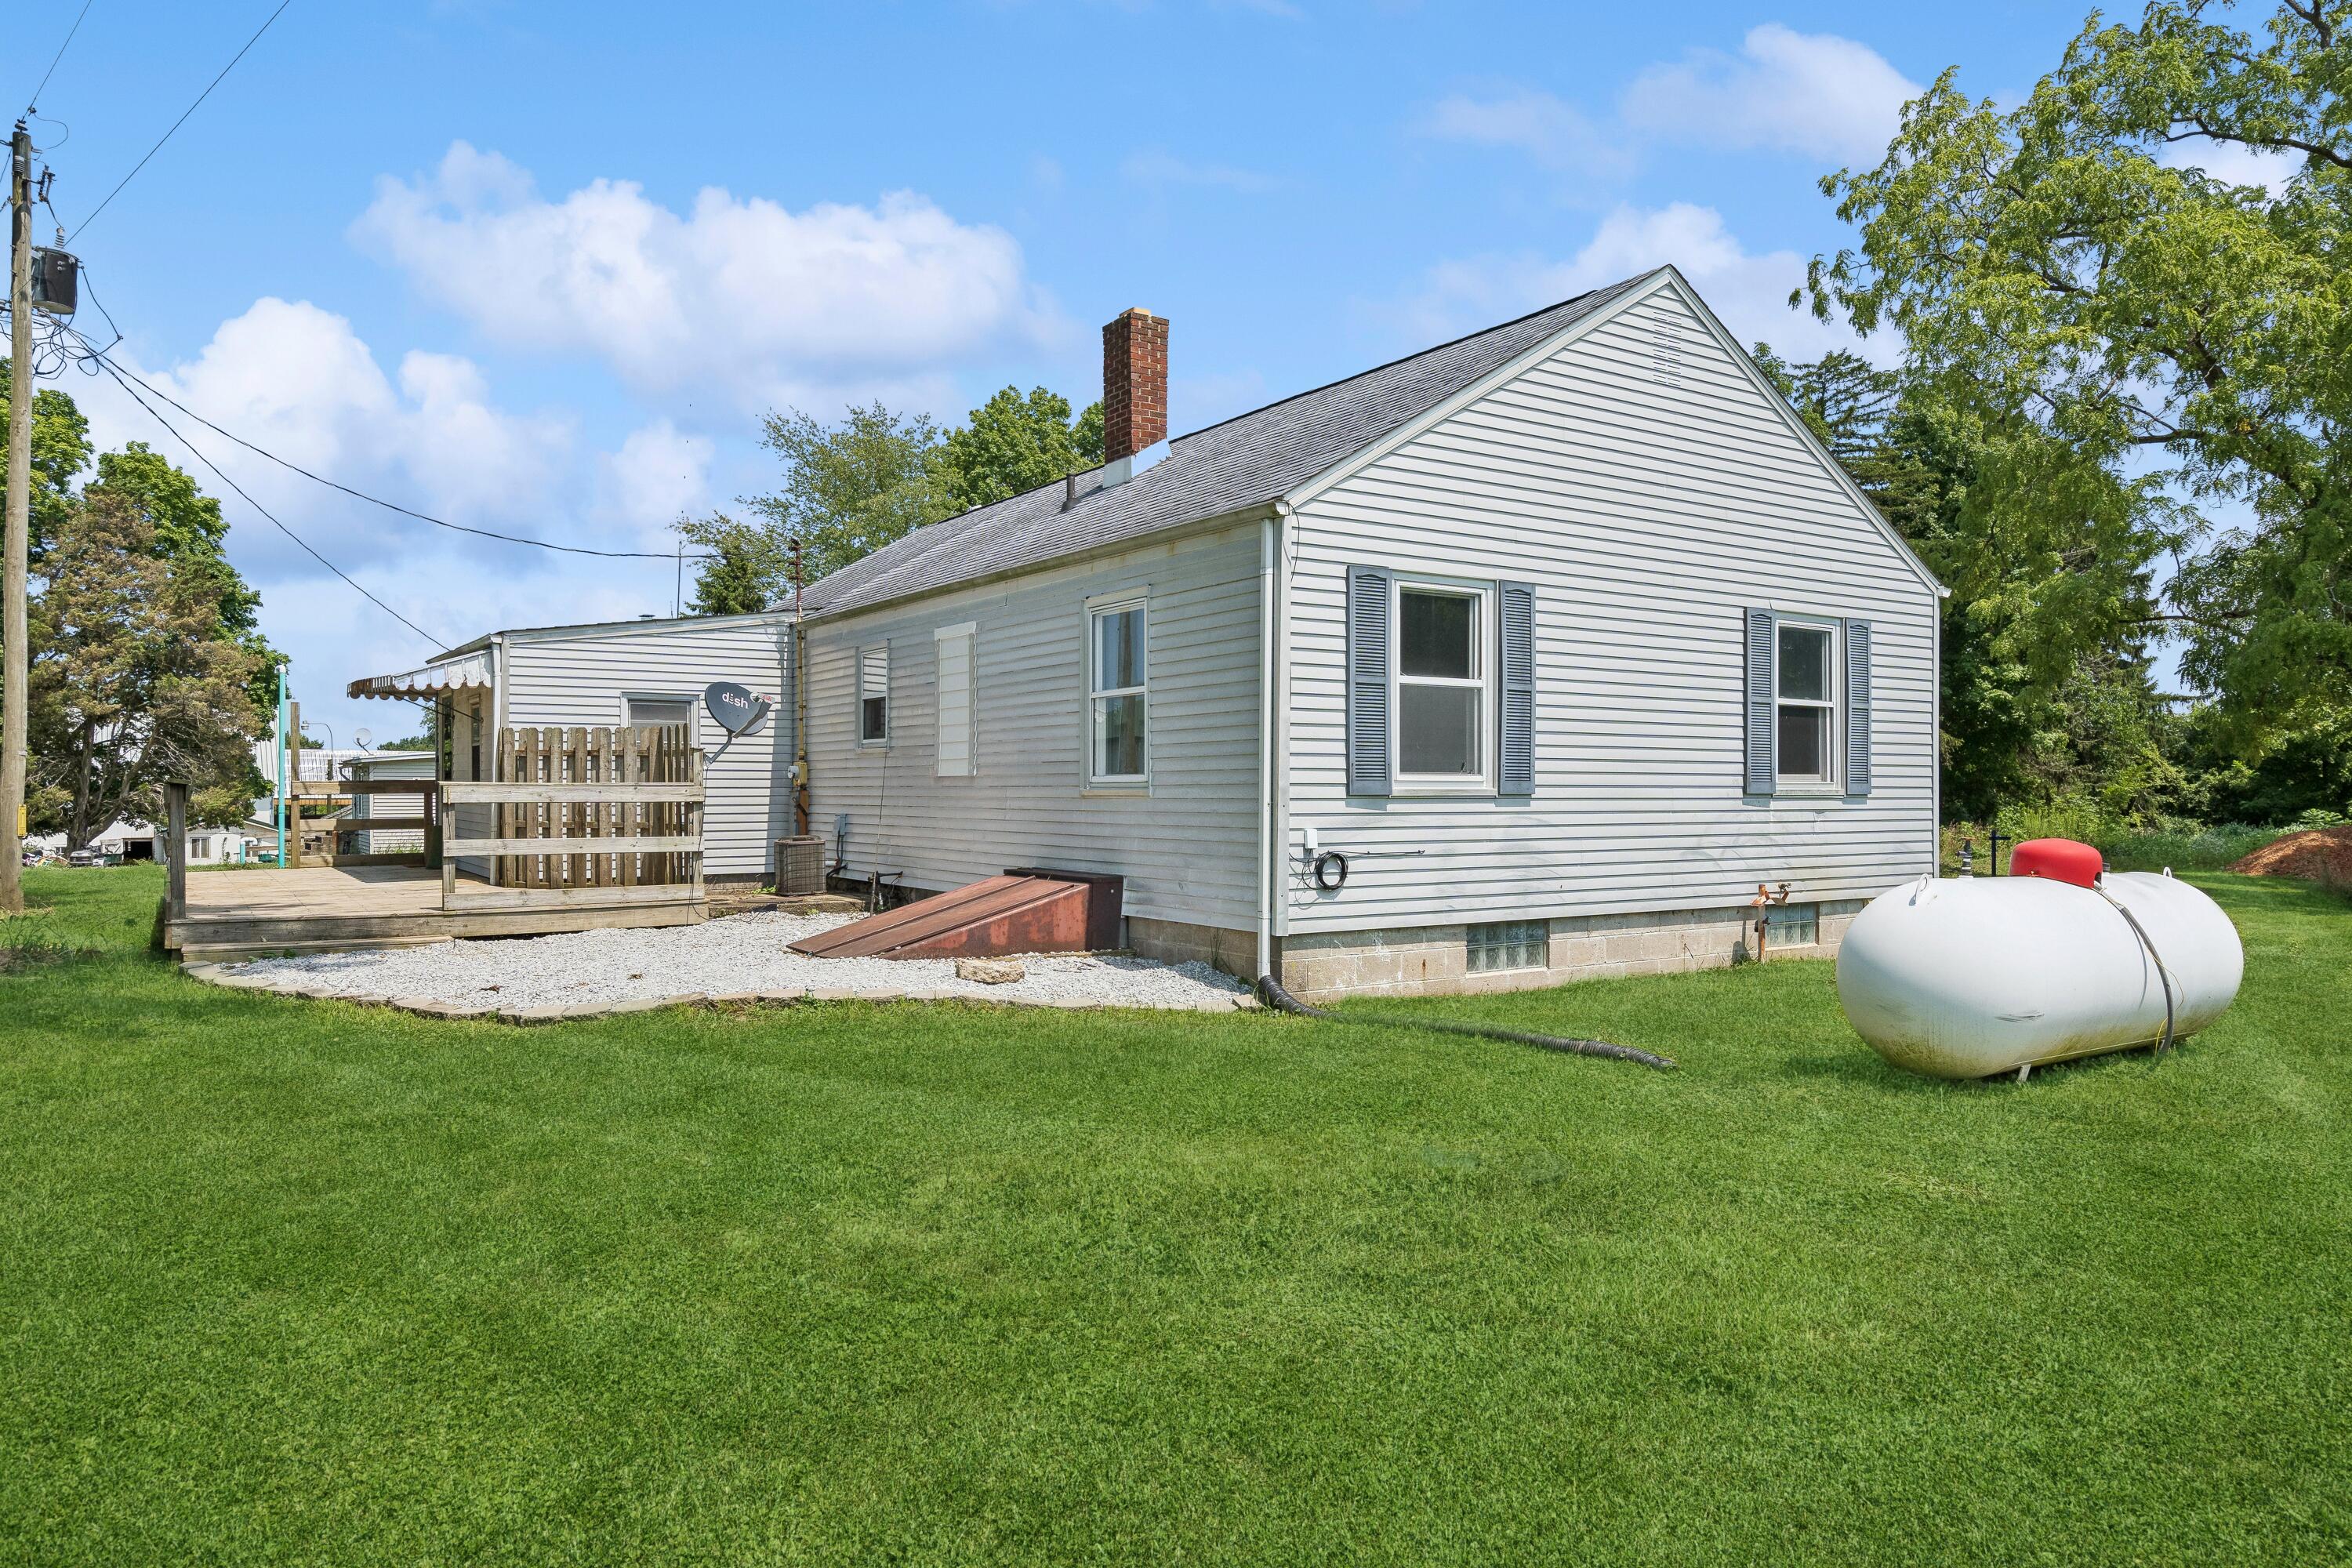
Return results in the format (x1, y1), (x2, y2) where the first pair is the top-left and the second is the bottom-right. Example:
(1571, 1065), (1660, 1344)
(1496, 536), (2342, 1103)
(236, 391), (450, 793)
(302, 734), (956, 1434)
(1836, 851), (2243, 1080)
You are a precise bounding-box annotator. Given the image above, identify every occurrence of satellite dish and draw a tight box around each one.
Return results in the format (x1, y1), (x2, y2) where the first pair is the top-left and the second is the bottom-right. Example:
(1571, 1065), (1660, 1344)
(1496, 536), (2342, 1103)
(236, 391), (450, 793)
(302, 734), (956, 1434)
(704, 681), (771, 737)
(354, 728), (373, 749)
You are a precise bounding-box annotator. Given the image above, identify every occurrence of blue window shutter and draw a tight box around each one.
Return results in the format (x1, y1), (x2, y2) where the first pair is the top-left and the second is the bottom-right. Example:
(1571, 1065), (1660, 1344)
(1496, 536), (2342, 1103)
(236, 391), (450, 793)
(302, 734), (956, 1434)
(1498, 581), (1535, 797)
(1346, 566), (1392, 797)
(1745, 608), (1777, 795)
(1845, 618), (1873, 796)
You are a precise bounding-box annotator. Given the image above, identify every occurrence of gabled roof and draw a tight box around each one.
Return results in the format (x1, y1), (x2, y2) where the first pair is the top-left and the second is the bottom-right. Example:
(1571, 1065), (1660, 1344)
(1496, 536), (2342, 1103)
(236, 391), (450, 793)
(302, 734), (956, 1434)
(802, 270), (1664, 619)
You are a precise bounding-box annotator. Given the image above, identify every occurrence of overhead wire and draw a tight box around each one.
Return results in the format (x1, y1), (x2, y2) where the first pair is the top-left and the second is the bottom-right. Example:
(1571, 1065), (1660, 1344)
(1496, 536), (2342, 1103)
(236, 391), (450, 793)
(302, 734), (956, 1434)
(85, 347), (448, 651)
(24, 0), (96, 114)
(75, 334), (710, 561)
(68, 0), (295, 243)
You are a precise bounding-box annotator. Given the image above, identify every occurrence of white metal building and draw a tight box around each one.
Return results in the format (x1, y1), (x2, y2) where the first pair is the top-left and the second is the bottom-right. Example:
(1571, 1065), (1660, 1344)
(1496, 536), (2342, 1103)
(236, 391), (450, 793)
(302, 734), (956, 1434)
(797, 268), (1944, 996)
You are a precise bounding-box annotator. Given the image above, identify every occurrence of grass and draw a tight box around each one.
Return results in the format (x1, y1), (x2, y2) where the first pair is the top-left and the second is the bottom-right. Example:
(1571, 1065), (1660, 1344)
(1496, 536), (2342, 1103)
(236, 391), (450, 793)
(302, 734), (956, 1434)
(4, 866), (2349, 1564)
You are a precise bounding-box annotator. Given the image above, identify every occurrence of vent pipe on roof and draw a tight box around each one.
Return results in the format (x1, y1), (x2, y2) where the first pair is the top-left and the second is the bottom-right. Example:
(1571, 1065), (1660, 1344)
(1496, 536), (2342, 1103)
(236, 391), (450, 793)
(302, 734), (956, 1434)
(1099, 307), (1169, 489)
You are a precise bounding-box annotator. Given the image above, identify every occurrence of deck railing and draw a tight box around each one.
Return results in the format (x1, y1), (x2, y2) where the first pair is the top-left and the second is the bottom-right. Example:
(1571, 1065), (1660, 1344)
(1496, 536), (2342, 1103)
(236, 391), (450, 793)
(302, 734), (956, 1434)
(436, 724), (704, 909)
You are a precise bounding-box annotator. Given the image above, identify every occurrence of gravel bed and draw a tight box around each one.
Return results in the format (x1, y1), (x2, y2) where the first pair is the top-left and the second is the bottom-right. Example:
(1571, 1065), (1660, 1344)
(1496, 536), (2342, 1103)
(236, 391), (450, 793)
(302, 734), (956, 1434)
(219, 910), (1254, 1013)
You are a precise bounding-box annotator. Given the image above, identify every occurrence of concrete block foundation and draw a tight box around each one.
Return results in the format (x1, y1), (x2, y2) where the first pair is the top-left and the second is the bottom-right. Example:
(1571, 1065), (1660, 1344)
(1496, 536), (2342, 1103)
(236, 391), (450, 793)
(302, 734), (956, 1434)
(1273, 899), (1866, 1002)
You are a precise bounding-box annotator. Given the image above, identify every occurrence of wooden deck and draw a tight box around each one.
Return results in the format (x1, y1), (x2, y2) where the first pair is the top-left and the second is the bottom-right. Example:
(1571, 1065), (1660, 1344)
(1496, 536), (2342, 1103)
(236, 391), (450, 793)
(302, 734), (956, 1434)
(166, 865), (709, 962)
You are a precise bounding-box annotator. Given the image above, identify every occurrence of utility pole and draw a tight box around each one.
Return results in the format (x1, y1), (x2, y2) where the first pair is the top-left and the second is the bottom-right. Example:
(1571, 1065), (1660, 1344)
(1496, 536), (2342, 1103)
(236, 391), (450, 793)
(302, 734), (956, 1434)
(790, 535), (808, 835)
(2, 121), (33, 914)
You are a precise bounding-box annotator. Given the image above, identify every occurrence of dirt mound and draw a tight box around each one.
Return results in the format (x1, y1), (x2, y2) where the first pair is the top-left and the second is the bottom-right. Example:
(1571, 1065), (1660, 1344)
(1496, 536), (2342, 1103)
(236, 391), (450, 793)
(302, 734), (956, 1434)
(2230, 825), (2352, 880)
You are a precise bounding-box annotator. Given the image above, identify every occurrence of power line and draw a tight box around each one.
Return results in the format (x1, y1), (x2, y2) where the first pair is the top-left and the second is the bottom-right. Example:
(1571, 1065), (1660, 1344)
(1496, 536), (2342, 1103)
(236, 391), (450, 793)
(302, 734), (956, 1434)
(68, 0), (293, 243)
(87, 350), (448, 650)
(74, 332), (710, 561)
(24, 1), (96, 114)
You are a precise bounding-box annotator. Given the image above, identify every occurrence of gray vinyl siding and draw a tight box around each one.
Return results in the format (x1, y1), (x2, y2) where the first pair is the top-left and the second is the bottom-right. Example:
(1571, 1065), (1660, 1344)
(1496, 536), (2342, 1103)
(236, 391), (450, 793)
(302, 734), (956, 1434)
(805, 521), (1261, 930)
(1284, 279), (1939, 934)
(499, 614), (794, 879)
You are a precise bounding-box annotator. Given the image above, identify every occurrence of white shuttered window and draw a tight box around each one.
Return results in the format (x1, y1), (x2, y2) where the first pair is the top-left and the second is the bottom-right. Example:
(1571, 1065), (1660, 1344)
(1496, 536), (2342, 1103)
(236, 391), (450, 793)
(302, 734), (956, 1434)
(858, 644), (889, 744)
(934, 622), (974, 777)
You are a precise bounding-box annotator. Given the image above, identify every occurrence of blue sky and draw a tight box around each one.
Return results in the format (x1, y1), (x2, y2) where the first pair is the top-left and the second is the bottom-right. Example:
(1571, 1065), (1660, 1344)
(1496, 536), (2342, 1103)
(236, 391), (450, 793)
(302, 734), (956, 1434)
(21, 0), (2105, 741)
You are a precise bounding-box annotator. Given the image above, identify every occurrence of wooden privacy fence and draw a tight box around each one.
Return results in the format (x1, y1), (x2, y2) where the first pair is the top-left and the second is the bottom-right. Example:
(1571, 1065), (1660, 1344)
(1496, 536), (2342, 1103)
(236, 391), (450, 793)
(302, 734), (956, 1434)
(437, 724), (705, 909)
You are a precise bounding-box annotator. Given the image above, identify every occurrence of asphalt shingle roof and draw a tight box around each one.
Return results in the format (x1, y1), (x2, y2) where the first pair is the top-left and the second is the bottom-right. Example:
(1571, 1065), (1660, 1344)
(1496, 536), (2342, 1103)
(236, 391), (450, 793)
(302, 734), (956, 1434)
(800, 270), (1657, 619)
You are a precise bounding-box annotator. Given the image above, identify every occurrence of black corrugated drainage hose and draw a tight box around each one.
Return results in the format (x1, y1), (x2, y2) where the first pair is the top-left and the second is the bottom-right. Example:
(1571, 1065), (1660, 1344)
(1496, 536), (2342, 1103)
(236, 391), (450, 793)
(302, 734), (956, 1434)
(1254, 975), (1679, 1072)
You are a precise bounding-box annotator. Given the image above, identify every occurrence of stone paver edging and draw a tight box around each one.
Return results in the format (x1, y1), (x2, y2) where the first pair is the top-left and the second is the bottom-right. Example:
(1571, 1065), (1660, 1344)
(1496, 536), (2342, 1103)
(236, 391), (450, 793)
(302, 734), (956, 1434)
(180, 962), (1259, 1024)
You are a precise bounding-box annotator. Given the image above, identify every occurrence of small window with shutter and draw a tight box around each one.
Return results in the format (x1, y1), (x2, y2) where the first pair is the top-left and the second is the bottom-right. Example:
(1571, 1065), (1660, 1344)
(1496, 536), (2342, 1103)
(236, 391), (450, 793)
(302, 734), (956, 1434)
(858, 644), (889, 745)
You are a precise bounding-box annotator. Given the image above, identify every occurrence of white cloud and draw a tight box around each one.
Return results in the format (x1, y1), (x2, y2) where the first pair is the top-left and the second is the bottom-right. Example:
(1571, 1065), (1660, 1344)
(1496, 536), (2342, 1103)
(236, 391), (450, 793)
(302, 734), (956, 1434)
(1386, 202), (1871, 362)
(70, 292), (725, 728)
(2158, 138), (2301, 195)
(1120, 149), (1282, 193)
(1416, 88), (1634, 179)
(1623, 24), (1918, 166)
(595, 419), (712, 546)
(351, 142), (1062, 411)
(79, 297), (574, 578)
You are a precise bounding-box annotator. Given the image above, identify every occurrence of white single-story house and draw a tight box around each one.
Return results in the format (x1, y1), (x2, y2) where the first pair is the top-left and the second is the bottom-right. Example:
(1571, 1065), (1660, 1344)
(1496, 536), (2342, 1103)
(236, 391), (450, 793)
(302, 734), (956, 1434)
(350, 611), (793, 885)
(796, 268), (1945, 997)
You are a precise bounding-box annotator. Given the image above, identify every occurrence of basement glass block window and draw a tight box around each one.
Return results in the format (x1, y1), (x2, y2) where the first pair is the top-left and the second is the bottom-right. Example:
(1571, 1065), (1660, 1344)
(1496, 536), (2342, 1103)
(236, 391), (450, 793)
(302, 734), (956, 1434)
(1766, 903), (1819, 947)
(1467, 919), (1548, 974)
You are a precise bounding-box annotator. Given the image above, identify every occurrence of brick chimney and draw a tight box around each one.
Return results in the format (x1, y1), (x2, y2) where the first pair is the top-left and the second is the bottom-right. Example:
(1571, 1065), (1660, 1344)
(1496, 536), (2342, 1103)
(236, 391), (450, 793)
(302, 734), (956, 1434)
(1101, 307), (1169, 480)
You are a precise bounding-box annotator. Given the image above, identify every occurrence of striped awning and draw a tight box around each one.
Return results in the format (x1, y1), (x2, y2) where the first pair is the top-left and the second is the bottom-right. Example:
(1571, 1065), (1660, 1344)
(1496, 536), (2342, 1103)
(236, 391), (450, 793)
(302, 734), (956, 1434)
(347, 649), (493, 700)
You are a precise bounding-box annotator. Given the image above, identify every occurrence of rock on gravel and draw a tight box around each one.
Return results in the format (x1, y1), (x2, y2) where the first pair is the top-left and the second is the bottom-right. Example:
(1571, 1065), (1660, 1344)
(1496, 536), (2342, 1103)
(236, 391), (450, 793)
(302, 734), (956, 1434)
(955, 957), (1025, 985)
(220, 910), (1252, 1014)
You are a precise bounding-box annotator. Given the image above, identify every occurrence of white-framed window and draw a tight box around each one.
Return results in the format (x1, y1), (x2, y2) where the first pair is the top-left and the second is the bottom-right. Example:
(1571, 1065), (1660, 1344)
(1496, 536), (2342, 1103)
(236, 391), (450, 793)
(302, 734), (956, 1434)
(623, 692), (696, 742)
(1775, 619), (1838, 788)
(1087, 595), (1147, 785)
(935, 621), (974, 778)
(1394, 578), (1490, 787)
(858, 645), (890, 745)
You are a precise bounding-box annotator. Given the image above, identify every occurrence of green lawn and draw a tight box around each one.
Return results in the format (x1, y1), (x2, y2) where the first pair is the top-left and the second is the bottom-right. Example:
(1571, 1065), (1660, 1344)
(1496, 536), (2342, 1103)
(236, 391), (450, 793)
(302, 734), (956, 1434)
(4, 867), (2348, 1564)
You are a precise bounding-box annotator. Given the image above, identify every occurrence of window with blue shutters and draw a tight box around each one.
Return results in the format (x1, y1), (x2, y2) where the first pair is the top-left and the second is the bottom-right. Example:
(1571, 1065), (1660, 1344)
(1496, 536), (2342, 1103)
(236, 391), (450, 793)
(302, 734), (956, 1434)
(1348, 569), (1530, 798)
(1747, 609), (1870, 795)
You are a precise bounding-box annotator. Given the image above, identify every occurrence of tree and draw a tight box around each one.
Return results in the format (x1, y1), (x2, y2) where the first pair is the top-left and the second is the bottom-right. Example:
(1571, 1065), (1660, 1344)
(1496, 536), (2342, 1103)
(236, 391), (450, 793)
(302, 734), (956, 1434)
(1802, 0), (2352, 757)
(751, 402), (950, 578)
(681, 386), (1106, 608)
(83, 441), (280, 724)
(0, 357), (94, 565)
(379, 733), (437, 752)
(29, 488), (267, 847)
(941, 386), (1105, 511)
(1755, 342), (2176, 820)
(683, 514), (786, 615)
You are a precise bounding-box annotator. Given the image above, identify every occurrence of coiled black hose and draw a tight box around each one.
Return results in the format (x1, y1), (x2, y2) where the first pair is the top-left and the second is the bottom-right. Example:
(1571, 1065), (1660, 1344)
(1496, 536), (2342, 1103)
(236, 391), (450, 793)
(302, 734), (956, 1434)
(1254, 974), (1679, 1071)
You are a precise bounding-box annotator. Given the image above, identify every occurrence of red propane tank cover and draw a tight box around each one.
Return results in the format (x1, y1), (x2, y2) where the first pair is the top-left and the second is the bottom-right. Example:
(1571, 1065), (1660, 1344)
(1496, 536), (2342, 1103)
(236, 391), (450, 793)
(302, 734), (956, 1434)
(2007, 837), (2103, 888)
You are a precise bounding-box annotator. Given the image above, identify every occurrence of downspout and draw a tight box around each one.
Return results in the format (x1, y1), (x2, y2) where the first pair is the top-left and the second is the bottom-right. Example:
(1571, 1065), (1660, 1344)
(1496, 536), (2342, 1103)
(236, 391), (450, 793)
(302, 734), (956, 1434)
(1256, 505), (1286, 983)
